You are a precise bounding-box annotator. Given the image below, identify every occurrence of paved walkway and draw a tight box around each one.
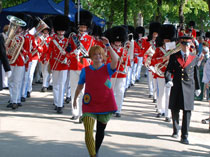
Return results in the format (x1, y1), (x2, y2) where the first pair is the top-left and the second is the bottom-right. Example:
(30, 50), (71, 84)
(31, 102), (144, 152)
(0, 73), (210, 157)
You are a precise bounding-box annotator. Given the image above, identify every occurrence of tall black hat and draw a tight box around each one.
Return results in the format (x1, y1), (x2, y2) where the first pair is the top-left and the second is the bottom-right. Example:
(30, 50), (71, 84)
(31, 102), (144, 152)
(13, 13), (30, 30)
(92, 24), (103, 37)
(135, 26), (145, 36)
(206, 32), (210, 38)
(110, 26), (128, 44)
(188, 21), (195, 27)
(159, 24), (176, 41)
(53, 15), (70, 33)
(147, 22), (161, 41)
(104, 28), (112, 42)
(75, 10), (93, 28)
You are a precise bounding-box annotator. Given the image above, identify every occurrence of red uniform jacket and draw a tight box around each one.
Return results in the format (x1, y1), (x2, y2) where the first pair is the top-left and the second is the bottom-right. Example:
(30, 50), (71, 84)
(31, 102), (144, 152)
(46, 36), (70, 71)
(39, 36), (53, 63)
(69, 33), (95, 70)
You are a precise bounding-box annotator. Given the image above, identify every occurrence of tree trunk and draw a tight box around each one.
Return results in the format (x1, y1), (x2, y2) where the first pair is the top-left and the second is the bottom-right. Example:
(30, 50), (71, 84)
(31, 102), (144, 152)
(124, 0), (128, 25)
(207, 0), (210, 17)
(64, 0), (69, 16)
(107, 7), (114, 29)
(179, 0), (188, 27)
(133, 11), (137, 27)
(0, 0), (2, 13)
(155, 0), (162, 22)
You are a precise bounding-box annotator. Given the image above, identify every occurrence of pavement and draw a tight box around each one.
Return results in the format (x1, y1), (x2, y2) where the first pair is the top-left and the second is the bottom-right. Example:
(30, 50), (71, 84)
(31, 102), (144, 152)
(0, 71), (210, 157)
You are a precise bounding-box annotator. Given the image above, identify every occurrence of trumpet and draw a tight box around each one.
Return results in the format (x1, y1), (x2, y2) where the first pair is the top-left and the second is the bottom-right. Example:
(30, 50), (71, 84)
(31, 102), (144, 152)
(154, 43), (181, 77)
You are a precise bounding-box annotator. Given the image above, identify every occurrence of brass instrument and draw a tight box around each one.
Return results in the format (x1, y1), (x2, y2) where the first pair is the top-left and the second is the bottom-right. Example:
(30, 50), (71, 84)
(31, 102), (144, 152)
(70, 32), (89, 59)
(31, 18), (49, 56)
(154, 43), (181, 77)
(144, 41), (156, 73)
(5, 15), (27, 64)
(34, 18), (49, 37)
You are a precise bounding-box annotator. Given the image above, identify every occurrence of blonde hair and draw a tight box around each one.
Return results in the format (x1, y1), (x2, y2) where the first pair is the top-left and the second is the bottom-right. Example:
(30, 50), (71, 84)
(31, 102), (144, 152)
(89, 45), (107, 62)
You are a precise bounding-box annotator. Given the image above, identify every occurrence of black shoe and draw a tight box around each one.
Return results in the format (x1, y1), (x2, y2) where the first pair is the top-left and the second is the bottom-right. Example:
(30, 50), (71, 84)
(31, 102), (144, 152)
(131, 83), (134, 86)
(7, 103), (13, 108)
(156, 113), (161, 118)
(148, 95), (152, 98)
(17, 103), (22, 107)
(21, 97), (26, 102)
(144, 74), (147, 77)
(12, 103), (18, 109)
(3, 87), (9, 90)
(27, 92), (31, 98)
(115, 113), (121, 117)
(171, 133), (179, 139)
(136, 79), (139, 83)
(153, 99), (157, 103)
(57, 107), (63, 114)
(48, 85), (53, 90)
(35, 81), (42, 84)
(180, 138), (189, 144)
(165, 117), (171, 122)
(161, 113), (165, 117)
(70, 116), (79, 120)
(54, 105), (57, 110)
(41, 87), (47, 92)
(65, 97), (71, 103)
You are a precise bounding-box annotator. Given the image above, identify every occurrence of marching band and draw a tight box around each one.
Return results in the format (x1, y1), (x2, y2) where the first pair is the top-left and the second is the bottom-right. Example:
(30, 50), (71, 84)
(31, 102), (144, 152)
(1, 9), (210, 150)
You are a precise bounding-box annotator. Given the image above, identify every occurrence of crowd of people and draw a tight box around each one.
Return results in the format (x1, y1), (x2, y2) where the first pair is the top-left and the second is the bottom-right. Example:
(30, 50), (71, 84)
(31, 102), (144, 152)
(0, 10), (210, 157)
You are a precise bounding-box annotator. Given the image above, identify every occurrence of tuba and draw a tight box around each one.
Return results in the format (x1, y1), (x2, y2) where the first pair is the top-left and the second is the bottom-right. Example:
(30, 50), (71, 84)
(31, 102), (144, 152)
(5, 15), (27, 64)
(34, 17), (49, 37)
(154, 43), (181, 77)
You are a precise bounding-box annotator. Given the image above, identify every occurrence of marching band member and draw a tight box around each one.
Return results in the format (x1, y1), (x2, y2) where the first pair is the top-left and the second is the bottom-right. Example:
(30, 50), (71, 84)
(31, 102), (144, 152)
(26, 17), (42, 98)
(39, 17), (53, 92)
(46, 15), (71, 114)
(92, 24), (105, 48)
(165, 35), (201, 144)
(108, 26), (128, 117)
(20, 15), (36, 102)
(6, 13), (29, 109)
(151, 24), (176, 121)
(135, 26), (147, 82)
(69, 10), (95, 121)
(188, 21), (197, 39)
(144, 22), (161, 101)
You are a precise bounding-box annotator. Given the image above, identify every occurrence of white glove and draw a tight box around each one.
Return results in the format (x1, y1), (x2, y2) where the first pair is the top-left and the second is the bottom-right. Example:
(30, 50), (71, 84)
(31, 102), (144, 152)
(5, 71), (12, 78)
(73, 49), (80, 55)
(165, 81), (173, 88)
(195, 89), (201, 97)
(61, 50), (66, 55)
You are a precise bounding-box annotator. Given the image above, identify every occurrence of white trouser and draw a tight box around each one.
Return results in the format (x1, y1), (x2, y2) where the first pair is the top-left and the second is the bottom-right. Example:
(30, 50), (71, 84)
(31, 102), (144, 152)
(21, 62), (32, 98)
(165, 86), (171, 118)
(147, 71), (154, 96)
(111, 77), (126, 114)
(70, 70), (84, 117)
(52, 70), (68, 107)
(2, 65), (8, 88)
(65, 70), (71, 98)
(136, 57), (143, 80)
(131, 63), (137, 84)
(8, 66), (25, 103)
(28, 60), (38, 92)
(157, 77), (166, 114)
(153, 78), (158, 100)
(41, 62), (51, 87)
(126, 66), (132, 89)
(34, 61), (42, 82)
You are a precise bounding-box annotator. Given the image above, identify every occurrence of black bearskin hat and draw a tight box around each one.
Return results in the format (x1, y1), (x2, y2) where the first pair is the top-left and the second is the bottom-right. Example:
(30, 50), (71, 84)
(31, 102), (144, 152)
(42, 16), (53, 34)
(104, 28), (112, 42)
(75, 10), (93, 28)
(13, 13), (30, 30)
(135, 26), (145, 36)
(188, 21), (195, 27)
(53, 15), (70, 32)
(147, 22), (161, 41)
(159, 24), (176, 41)
(110, 26), (128, 44)
(92, 24), (103, 37)
(206, 32), (210, 38)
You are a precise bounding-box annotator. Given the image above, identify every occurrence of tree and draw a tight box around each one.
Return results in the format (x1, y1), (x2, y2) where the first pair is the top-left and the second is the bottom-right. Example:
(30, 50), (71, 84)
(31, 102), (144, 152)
(179, 0), (188, 27)
(124, 0), (128, 25)
(64, 0), (69, 16)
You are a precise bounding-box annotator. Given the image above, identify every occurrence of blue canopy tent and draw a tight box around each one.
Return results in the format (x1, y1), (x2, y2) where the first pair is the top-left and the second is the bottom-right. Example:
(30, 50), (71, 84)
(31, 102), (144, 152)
(49, 0), (106, 27)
